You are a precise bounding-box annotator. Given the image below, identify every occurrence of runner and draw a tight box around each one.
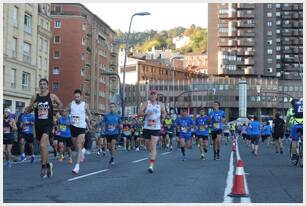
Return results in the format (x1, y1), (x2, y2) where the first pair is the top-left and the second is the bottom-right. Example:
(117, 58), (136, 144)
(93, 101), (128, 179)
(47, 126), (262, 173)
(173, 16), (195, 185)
(223, 123), (230, 145)
(103, 103), (121, 165)
(57, 109), (73, 163)
(138, 89), (166, 173)
(175, 108), (194, 161)
(209, 101), (226, 160)
(164, 114), (175, 151)
(264, 121), (272, 146)
(52, 111), (61, 158)
(132, 118), (142, 151)
(3, 108), (17, 168)
(241, 123), (247, 142)
(195, 109), (210, 160)
(159, 122), (167, 150)
(26, 78), (63, 178)
(248, 116), (261, 156)
(122, 118), (132, 151)
(18, 106), (35, 163)
(287, 99), (303, 161)
(96, 114), (107, 156)
(68, 89), (92, 175)
(272, 113), (285, 154)
(230, 123), (235, 139)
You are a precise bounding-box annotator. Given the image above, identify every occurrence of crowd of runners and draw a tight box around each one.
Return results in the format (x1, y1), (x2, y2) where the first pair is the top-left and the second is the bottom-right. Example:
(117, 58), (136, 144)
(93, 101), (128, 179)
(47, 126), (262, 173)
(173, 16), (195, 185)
(3, 78), (303, 178)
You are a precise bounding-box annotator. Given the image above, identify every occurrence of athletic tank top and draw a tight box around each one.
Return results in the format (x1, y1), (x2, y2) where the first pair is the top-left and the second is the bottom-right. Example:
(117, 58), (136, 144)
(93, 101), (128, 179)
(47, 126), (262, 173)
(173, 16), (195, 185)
(70, 101), (86, 128)
(3, 116), (12, 134)
(144, 100), (161, 130)
(35, 93), (53, 126)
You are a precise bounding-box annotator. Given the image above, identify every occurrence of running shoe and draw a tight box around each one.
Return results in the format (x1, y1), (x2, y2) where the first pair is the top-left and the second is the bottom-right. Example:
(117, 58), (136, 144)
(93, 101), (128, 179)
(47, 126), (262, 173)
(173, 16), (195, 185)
(96, 150), (101, 156)
(30, 155), (35, 164)
(148, 165), (154, 173)
(109, 157), (115, 165)
(170, 145), (173, 151)
(204, 148), (208, 153)
(181, 155), (187, 161)
(41, 167), (47, 178)
(47, 162), (53, 178)
(58, 155), (64, 162)
(135, 147), (140, 152)
(200, 154), (205, 160)
(20, 154), (26, 162)
(280, 149), (283, 154)
(5, 161), (12, 168)
(67, 158), (73, 164)
(216, 154), (220, 160)
(72, 164), (80, 175)
(102, 151), (106, 156)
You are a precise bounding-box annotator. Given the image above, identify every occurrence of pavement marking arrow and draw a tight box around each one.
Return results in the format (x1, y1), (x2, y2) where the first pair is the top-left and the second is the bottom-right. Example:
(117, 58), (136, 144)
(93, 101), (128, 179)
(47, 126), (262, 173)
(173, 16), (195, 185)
(132, 158), (148, 163)
(67, 169), (110, 182)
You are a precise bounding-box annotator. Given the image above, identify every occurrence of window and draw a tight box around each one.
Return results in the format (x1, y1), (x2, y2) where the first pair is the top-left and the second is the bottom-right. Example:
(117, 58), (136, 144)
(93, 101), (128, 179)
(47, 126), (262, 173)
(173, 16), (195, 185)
(13, 6), (18, 27)
(24, 13), (32, 33)
(54, 51), (60, 59)
(54, 20), (61, 28)
(40, 37), (43, 51)
(276, 55), (281, 60)
(267, 49), (273, 54)
(276, 46), (281, 51)
(44, 58), (48, 71)
(54, 36), (61, 43)
(11, 68), (16, 88)
(39, 56), (42, 69)
(276, 4), (281, 8)
(267, 30), (272, 36)
(12, 37), (17, 58)
(81, 53), (85, 61)
(23, 42), (31, 63)
(276, 20), (281, 26)
(267, 12), (272, 17)
(55, 6), (62, 13)
(276, 12), (281, 17)
(81, 68), (84, 76)
(267, 40), (272, 45)
(82, 37), (85, 45)
(82, 23), (86, 31)
(43, 40), (48, 53)
(276, 29), (281, 34)
(267, 21), (272, 27)
(22, 72), (30, 90)
(40, 19), (44, 27)
(267, 4), (272, 9)
(53, 67), (60, 75)
(267, 58), (272, 63)
(52, 82), (59, 91)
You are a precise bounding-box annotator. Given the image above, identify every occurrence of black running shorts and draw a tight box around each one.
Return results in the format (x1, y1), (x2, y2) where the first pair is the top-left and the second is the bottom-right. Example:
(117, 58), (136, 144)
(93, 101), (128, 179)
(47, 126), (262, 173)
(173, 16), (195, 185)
(35, 125), (53, 141)
(70, 125), (86, 138)
(143, 129), (160, 139)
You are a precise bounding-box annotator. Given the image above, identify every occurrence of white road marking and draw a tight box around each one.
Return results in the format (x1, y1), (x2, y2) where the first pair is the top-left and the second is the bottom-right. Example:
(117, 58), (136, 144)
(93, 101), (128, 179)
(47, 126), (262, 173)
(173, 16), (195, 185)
(67, 169), (109, 182)
(236, 139), (252, 203)
(132, 158), (148, 163)
(223, 151), (234, 203)
(161, 152), (172, 155)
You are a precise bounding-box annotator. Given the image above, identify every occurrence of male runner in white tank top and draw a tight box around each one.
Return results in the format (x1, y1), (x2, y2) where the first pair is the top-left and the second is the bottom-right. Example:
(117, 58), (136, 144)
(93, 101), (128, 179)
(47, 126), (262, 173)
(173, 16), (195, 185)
(67, 89), (92, 175)
(139, 89), (166, 173)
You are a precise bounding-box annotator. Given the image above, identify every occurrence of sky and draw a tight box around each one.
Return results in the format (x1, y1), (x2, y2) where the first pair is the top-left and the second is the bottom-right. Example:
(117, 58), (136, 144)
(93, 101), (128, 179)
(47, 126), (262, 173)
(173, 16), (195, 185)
(83, 2), (208, 32)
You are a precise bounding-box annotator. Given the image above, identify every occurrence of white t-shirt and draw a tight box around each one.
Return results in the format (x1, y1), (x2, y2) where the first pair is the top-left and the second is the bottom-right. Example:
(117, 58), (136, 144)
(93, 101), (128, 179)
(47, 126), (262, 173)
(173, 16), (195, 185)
(143, 101), (161, 130)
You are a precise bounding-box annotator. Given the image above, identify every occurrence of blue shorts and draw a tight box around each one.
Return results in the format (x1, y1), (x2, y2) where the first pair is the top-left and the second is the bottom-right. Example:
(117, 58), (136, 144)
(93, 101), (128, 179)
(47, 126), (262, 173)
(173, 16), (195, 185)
(180, 135), (192, 140)
(291, 124), (303, 141)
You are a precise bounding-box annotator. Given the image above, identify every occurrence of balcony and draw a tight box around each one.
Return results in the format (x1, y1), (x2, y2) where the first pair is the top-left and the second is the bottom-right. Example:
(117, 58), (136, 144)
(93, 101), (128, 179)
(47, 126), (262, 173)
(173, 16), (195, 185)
(38, 25), (51, 38)
(228, 30), (237, 36)
(218, 40), (229, 46)
(292, 13), (299, 19)
(244, 50), (255, 56)
(244, 57), (255, 65)
(237, 3), (255, 9)
(292, 22), (299, 28)
(219, 13), (229, 18)
(218, 31), (229, 37)
(298, 21), (303, 27)
(237, 20), (255, 27)
(292, 4), (299, 10)
(281, 38), (291, 45)
(237, 49), (244, 56)
(237, 39), (255, 46)
(228, 11), (237, 18)
(281, 14), (292, 19)
(282, 30), (292, 37)
(237, 10), (255, 18)
(292, 47), (299, 53)
(292, 30), (299, 36)
(282, 4), (292, 11)
(223, 69), (244, 75)
(228, 39), (236, 46)
(292, 38), (299, 45)
(283, 49), (293, 54)
(244, 67), (254, 75)
(237, 30), (255, 37)
(236, 60), (244, 65)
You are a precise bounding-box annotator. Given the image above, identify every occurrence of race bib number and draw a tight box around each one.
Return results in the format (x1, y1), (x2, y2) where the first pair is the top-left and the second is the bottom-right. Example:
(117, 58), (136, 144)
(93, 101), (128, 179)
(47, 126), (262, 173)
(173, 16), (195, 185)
(148, 119), (156, 127)
(134, 132), (139, 136)
(123, 131), (131, 136)
(108, 124), (116, 132)
(23, 125), (30, 132)
(60, 125), (67, 131)
(181, 126), (187, 133)
(213, 123), (220, 128)
(72, 115), (81, 126)
(4, 126), (10, 134)
(38, 109), (48, 119)
(200, 125), (206, 131)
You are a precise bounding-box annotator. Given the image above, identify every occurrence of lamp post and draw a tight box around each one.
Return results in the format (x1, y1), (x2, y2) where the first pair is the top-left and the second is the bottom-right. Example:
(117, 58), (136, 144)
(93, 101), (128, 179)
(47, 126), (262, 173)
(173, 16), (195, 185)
(122, 12), (151, 118)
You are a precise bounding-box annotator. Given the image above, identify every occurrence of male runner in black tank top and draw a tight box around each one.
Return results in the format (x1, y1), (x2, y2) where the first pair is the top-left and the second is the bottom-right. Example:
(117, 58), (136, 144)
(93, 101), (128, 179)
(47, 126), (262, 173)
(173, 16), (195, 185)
(27, 78), (63, 178)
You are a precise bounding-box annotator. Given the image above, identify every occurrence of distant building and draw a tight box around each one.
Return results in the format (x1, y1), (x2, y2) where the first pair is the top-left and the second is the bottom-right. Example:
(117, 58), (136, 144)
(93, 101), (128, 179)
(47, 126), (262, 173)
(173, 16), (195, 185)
(184, 52), (208, 74)
(173, 36), (190, 49)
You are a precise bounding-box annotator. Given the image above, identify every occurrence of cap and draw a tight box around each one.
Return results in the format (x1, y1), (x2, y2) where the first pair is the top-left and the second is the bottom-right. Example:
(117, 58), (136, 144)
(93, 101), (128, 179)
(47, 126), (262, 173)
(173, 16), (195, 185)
(4, 108), (11, 113)
(150, 89), (157, 94)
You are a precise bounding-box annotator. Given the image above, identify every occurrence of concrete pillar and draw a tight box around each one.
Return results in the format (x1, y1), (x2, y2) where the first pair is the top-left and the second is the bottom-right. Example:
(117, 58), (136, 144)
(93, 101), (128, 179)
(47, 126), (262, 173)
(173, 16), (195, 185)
(239, 79), (247, 117)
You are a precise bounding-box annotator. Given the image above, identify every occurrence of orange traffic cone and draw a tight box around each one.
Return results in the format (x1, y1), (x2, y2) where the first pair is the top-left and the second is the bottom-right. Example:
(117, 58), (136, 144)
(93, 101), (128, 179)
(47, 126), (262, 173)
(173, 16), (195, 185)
(228, 160), (249, 197)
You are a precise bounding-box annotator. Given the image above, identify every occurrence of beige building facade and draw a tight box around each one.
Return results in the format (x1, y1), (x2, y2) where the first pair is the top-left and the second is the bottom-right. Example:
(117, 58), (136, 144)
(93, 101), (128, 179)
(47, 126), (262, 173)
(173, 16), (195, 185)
(3, 3), (52, 114)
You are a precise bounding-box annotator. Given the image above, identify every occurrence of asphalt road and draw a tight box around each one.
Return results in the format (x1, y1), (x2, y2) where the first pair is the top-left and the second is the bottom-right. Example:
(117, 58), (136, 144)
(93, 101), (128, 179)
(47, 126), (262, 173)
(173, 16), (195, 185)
(3, 137), (303, 203)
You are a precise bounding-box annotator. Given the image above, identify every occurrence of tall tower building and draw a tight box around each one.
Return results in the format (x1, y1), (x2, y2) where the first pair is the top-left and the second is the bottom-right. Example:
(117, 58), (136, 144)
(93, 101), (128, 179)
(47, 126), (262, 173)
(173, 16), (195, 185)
(208, 3), (303, 80)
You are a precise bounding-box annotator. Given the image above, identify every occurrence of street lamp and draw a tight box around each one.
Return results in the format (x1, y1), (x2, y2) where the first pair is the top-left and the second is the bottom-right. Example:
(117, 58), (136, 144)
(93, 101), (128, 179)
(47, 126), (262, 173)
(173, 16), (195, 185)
(122, 12), (151, 118)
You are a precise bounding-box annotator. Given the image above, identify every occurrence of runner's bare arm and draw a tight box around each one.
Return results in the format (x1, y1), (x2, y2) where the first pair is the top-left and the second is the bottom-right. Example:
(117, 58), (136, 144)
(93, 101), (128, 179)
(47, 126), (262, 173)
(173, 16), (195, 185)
(51, 94), (64, 111)
(10, 118), (18, 131)
(138, 101), (148, 117)
(26, 95), (37, 113)
(85, 103), (93, 121)
(160, 103), (166, 120)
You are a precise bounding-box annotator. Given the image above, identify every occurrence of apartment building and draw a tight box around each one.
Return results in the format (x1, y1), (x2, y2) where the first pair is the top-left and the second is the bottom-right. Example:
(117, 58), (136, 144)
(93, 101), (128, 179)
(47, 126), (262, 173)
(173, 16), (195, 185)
(208, 3), (303, 80)
(3, 3), (52, 114)
(49, 3), (118, 113)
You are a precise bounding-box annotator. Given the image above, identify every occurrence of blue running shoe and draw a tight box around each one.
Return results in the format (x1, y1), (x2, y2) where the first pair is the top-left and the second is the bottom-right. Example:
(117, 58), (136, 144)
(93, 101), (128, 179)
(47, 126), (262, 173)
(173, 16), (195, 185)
(181, 156), (186, 161)
(30, 155), (35, 164)
(20, 154), (26, 162)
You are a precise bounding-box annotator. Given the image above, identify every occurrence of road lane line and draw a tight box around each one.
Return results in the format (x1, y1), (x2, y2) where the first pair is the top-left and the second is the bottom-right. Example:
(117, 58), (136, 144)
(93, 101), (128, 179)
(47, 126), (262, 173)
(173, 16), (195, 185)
(67, 169), (109, 182)
(223, 151), (234, 203)
(132, 158), (148, 163)
(236, 139), (251, 203)
(161, 152), (172, 155)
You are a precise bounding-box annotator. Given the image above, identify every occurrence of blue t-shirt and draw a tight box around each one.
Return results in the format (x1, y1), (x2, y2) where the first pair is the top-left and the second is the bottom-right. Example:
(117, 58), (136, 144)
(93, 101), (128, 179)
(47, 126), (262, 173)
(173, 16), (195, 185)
(248, 121), (261, 136)
(195, 116), (210, 136)
(209, 110), (225, 131)
(20, 113), (35, 134)
(104, 112), (121, 135)
(175, 116), (194, 138)
(264, 125), (272, 135)
(59, 116), (71, 138)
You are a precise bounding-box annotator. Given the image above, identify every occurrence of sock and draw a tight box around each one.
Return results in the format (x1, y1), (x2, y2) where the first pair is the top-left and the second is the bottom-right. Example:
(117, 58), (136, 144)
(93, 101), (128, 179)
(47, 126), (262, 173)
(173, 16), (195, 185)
(110, 157), (114, 162)
(149, 159), (155, 167)
(42, 164), (46, 169)
(217, 150), (220, 155)
(46, 163), (50, 168)
(181, 147), (185, 156)
(75, 163), (80, 167)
